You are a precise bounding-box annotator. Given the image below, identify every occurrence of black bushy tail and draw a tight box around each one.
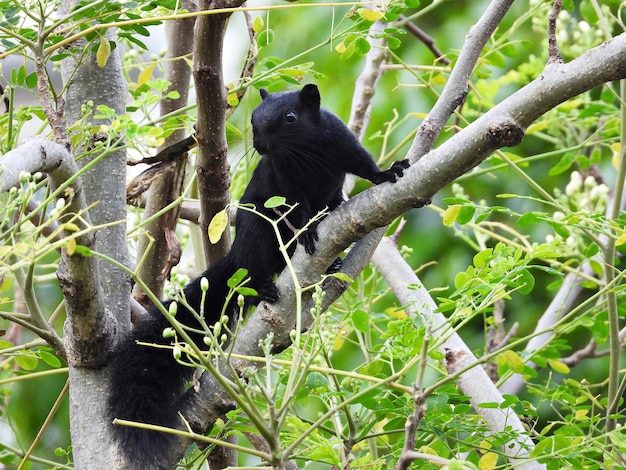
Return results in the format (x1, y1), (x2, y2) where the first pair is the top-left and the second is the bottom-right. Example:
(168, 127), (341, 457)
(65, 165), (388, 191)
(107, 253), (237, 469)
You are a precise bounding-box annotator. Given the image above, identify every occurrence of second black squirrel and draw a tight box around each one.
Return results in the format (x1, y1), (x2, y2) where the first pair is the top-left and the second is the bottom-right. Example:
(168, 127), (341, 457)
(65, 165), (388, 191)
(108, 83), (409, 468)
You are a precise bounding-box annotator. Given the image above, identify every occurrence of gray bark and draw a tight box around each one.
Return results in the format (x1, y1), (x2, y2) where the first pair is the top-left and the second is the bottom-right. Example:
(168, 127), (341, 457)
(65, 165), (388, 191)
(58, 1), (130, 465)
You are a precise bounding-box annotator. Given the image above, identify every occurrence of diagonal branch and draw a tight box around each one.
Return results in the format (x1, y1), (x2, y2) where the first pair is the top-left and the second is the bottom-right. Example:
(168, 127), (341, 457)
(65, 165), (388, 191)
(408, 0), (516, 161)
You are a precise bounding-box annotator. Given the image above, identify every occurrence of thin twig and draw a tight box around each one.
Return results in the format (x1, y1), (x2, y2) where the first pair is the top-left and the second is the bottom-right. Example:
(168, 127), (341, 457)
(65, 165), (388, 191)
(399, 15), (450, 65)
(547, 0), (564, 64)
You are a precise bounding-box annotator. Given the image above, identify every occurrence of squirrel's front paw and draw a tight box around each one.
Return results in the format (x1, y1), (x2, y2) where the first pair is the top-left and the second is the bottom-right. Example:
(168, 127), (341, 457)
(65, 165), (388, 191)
(326, 257), (342, 274)
(257, 281), (280, 303)
(373, 159), (410, 184)
(298, 229), (319, 255)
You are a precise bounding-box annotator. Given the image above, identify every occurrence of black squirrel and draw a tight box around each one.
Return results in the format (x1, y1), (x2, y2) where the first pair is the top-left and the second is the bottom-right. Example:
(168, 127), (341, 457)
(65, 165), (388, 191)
(108, 83), (409, 468)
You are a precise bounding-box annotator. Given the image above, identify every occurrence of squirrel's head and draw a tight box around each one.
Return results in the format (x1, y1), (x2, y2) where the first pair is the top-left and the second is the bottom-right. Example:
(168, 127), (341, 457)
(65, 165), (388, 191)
(251, 84), (322, 156)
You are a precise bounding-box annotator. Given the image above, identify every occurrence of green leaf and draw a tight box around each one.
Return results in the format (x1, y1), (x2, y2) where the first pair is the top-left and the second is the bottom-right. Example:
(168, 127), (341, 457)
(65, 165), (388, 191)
(456, 205), (475, 224)
(235, 287), (257, 297)
(39, 350), (62, 368)
(264, 196), (286, 208)
(579, 0), (599, 24)
(609, 429), (626, 452)
(329, 272), (352, 283)
(488, 51), (505, 68)
(549, 221), (570, 238)
(305, 371), (328, 391)
(252, 15), (264, 33)
(547, 358), (570, 374)
(387, 36), (402, 50)
(73, 245), (93, 256)
(15, 354), (38, 371)
(549, 151), (575, 176)
(473, 248), (492, 268)
(257, 29), (274, 47)
(227, 268), (249, 288)
(517, 269), (535, 295)
(516, 212), (543, 227)
(352, 309), (370, 333)
(25, 71), (37, 89)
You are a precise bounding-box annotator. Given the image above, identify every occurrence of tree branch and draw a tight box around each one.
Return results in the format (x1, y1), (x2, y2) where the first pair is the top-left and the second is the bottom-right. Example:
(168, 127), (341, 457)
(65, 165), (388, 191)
(193, 1), (238, 265)
(408, 0), (516, 161)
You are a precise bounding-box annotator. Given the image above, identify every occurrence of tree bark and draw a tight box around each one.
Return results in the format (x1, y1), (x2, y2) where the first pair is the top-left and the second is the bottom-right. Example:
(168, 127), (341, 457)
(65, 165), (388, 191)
(58, 1), (130, 465)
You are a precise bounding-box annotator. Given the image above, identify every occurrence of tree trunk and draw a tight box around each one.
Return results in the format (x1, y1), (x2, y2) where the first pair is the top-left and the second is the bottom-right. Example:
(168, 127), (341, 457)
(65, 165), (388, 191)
(59, 1), (129, 465)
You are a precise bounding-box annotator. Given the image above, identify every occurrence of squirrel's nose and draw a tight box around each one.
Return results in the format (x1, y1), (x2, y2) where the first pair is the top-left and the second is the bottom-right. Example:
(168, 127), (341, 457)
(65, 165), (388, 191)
(253, 135), (270, 155)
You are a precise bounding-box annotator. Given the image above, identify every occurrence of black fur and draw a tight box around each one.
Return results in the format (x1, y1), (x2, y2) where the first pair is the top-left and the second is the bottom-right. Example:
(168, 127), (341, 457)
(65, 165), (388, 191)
(107, 84), (409, 468)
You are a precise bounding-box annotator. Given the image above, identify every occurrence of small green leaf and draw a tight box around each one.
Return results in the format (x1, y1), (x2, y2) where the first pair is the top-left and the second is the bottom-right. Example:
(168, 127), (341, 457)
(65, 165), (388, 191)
(252, 15), (264, 33)
(588, 259), (603, 276)
(15, 354), (38, 371)
(516, 212), (543, 227)
(355, 37), (371, 55)
(609, 429), (626, 452)
(25, 71), (37, 89)
(257, 29), (274, 47)
(456, 205), (475, 224)
(473, 248), (492, 268)
(580, 0), (599, 24)
(73, 245), (93, 256)
(264, 196), (286, 208)
(330, 272), (352, 283)
(235, 287), (257, 297)
(39, 350), (62, 368)
(488, 51), (505, 68)
(227, 268), (249, 288)
(387, 36), (402, 49)
(547, 358), (570, 374)
(517, 269), (535, 295)
(549, 151), (575, 175)
(352, 310), (370, 333)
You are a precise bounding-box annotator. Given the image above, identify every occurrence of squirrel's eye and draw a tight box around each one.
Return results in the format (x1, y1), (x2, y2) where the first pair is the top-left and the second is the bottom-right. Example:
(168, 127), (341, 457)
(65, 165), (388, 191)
(284, 110), (297, 123)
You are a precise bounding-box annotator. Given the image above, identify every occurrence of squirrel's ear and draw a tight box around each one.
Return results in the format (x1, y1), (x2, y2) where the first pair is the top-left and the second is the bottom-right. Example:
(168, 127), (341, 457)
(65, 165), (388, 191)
(260, 89), (269, 100)
(300, 84), (320, 111)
